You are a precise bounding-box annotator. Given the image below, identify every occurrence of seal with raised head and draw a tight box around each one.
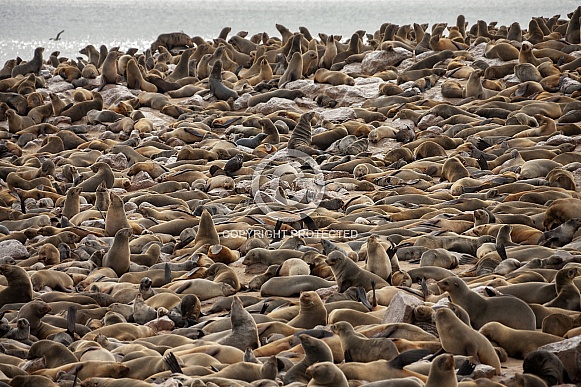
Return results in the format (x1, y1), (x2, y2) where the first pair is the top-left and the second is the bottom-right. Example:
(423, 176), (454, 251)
(0, 264), (33, 307)
(435, 307), (501, 374)
(437, 276), (536, 330)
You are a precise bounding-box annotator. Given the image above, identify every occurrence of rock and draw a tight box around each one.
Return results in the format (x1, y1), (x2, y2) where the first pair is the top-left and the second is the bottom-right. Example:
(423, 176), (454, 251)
(315, 285), (338, 299)
(418, 113), (443, 130)
(130, 171), (156, 191)
(248, 97), (303, 114)
(319, 107), (357, 122)
(361, 48), (412, 75)
(99, 84), (138, 106)
(472, 364), (497, 380)
(561, 77), (581, 94)
(145, 315), (175, 333)
(233, 93), (252, 110)
(96, 152), (128, 170)
(538, 335), (581, 383)
(382, 291), (423, 324)
(0, 240), (29, 259)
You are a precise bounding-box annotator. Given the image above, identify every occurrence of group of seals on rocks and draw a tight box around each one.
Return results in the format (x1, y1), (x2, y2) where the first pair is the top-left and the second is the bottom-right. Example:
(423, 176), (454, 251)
(1, 6), (581, 387)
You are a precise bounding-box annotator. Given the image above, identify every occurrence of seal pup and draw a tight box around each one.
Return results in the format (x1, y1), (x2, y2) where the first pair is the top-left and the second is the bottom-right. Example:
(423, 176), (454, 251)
(435, 307), (501, 374)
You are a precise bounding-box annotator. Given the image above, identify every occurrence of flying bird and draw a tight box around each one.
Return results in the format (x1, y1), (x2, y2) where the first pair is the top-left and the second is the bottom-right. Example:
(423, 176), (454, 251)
(50, 30), (65, 41)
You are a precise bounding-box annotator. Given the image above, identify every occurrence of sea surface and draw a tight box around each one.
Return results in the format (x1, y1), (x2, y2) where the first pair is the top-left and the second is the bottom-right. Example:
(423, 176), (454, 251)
(0, 0), (579, 64)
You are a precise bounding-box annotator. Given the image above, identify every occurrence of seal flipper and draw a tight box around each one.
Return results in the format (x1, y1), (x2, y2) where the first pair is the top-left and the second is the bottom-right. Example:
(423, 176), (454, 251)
(357, 286), (373, 310)
(164, 263), (172, 285)
(344, 350), (353, 362)
(389, 349), (430, 368)
(163, 352), (183, 374)
(457, 359), (476, 376)
(67, 305), (77, 340)
(496, 242), (507, 261)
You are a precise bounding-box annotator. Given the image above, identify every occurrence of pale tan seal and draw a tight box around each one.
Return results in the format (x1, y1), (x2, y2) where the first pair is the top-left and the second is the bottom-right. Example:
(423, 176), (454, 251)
(435, 307), (501, 374)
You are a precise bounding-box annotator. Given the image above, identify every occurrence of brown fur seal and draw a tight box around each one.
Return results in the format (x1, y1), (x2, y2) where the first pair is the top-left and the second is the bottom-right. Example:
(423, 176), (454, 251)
(288, 291), (327, 329)
(437, 276), (536, 330)
(283, 334), (334, 384)
(544, 267), (580, 311)
(326, 250), (389, 292)
(77, 162), (115, 192)
(28, 340), (78, 368)
(306, 361), (349, 387)
(365, 234), (392, 280)
(209, 60), (238, 101)
(260, 275), (336, 297)
(216, 296), (260, 350)
(104, 192), (130, 237)
(12, 47), (44, 77)
(435, 307), (501, 374)
(30, 270), (74, 292)
(0, 264), (33, 306)
(478, 321), (562, 359)
(425, 353), (457, 387)
(18, 300), (66, 339)
(190, 209), (220, 251)
(331, 320), (399, 362)
(102, 228), (132, 276)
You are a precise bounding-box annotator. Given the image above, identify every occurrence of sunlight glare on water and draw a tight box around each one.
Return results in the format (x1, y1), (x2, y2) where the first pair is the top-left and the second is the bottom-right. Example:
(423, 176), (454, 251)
(0, 0), (579, 63)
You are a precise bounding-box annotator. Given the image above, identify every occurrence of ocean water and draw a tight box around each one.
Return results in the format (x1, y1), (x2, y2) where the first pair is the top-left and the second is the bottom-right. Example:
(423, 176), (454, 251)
(0, 0), (579, 64)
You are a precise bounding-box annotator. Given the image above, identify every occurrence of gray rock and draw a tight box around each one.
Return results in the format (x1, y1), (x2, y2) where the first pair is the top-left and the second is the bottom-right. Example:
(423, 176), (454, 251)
(538, 335), (581, 383)
(96, 152), (128, 171)
(130, 171), (156, 191)
(233, 93), (252, 110)
(99, 84), (138, 106)
(319, 107), (357, 123)
(0, 240), (29, 259)
(382, 291), (423, 324)
(248, 97), (303, 114)
(361, 48), (412, 75)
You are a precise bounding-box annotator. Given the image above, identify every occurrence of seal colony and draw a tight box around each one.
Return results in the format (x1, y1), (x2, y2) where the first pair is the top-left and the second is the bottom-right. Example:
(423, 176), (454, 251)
(1, 8), (581, 387)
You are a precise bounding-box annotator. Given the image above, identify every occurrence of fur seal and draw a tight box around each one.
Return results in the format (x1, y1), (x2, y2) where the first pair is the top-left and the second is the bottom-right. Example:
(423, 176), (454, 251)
(435, 307), (501, 374)
(437, 276), (536, 330)
(216, 296), (260, 350)
(284, 333), (334, 384)
(288, 291), (327, 329)
(209, 60), (238, 100)
(326, 250), (389, 292)
(0, 264), (33, 306)
(425, 353), (457, 387)
(77, 162), (115, 192)
(102, 228), (132, 276)
(479, 321), (563, 359)
(306, 361), (349, 387)
(331, 320), (399, 362)
(12, 47), (44, 77)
